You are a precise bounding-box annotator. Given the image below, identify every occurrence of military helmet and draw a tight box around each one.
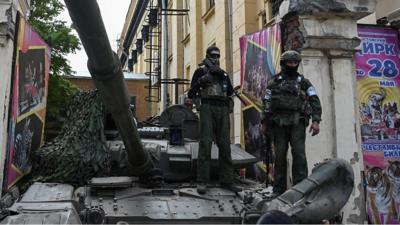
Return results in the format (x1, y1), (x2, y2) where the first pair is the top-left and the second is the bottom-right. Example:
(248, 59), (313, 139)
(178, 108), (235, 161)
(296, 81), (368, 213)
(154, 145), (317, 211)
(280, 50), (301, 62)
(206, 45), (220, 58)
(206, 45), (221, 66)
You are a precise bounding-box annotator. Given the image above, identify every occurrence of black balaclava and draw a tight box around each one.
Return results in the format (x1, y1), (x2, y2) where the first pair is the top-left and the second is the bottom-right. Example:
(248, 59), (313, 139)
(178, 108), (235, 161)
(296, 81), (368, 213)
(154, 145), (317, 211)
(206, 46), (220, 66)
(280, 60), (299, 76)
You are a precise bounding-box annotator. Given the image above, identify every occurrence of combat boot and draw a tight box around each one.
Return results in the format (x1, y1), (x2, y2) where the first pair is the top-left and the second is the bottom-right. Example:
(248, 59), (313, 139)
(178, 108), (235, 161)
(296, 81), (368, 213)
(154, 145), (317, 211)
(220, 183), (242, 193)
(269, 192), (281, 199)
(197, 183), (207, 194)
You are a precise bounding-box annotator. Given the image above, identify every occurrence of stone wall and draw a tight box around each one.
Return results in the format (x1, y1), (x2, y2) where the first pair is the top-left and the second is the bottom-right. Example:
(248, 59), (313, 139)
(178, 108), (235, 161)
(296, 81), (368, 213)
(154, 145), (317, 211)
(279, 0), (377, 222)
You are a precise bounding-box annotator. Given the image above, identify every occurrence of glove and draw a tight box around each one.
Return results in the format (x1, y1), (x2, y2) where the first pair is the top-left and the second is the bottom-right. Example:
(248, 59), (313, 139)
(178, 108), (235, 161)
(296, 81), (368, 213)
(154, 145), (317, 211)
(198, 74), (213, 87)
(209, 66), (224, 75)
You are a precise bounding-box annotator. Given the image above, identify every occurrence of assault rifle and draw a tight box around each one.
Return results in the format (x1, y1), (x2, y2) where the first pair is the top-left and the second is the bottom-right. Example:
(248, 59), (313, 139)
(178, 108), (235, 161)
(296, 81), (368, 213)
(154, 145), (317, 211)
(264, 120), (273, 186)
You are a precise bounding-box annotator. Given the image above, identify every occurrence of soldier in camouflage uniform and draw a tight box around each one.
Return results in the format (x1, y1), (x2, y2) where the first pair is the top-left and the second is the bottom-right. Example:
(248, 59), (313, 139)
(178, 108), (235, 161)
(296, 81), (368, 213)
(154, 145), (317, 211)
(188, 46), (240, 194)
(261, 50), (322, 195)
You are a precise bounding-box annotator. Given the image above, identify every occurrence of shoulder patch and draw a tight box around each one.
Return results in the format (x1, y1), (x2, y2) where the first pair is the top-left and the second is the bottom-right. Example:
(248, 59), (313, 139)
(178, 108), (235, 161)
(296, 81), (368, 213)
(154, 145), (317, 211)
(264, 89), (272, 100)
(296, 75), (303, 83)
(307, 86), (317, 96)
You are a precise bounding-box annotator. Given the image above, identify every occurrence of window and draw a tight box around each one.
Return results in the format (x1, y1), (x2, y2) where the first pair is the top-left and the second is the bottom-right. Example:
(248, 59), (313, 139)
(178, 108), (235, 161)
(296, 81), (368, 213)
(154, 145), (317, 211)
(202, 0), (215, 20)
(272, 0), (284, 17)
(260, 11), (267, 28)
(205, 0), (215, 11)
(204, 0), (215, 12)
(182, 0), (190, 38)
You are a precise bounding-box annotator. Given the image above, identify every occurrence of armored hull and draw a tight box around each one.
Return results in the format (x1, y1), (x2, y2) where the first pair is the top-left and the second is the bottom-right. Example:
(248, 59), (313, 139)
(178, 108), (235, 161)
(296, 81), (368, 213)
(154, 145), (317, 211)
(1, 158), (354, 224)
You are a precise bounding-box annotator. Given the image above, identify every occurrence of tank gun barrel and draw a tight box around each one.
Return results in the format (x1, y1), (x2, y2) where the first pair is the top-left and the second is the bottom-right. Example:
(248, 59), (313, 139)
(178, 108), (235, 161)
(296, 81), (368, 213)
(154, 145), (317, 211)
(64, 0), (153, 175)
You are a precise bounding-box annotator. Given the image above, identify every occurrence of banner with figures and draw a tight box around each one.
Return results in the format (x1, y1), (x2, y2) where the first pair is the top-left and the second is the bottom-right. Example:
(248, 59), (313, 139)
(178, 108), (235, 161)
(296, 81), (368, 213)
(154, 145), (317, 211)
(239, 24), (281, 182)
(356, 25), (400, 224)
(4, 15), (50, 191)
(240, 24), (281, 107)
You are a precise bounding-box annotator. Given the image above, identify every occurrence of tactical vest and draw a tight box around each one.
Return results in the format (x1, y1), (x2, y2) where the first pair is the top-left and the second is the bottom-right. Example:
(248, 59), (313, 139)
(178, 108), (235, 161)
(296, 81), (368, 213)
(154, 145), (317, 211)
(200, 72), (228, 100)
(270, 75), (306, 112)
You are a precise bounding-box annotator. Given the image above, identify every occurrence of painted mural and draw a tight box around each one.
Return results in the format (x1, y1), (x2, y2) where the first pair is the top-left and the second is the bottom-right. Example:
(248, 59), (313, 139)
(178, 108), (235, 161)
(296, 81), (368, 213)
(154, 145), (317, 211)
(240, 24), (281, 107)
(356, 25), (400, 224)
(239, 24), (281, 182)
(4, 15), (50, 191)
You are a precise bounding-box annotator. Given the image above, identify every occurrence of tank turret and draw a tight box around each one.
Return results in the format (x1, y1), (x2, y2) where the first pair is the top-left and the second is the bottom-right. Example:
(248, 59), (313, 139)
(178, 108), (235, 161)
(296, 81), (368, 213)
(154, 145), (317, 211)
(64, 0), (153, 176)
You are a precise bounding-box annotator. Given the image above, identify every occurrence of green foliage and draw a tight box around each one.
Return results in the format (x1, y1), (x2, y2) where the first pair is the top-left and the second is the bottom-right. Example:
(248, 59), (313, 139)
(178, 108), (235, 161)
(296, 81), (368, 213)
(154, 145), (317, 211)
(29, 0), (81, 76)
(46, 75), (78, 122)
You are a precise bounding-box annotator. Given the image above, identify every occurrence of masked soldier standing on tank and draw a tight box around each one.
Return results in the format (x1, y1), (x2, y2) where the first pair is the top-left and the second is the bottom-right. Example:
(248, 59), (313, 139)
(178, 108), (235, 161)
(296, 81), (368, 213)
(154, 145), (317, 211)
(188, 46), (241, 194)
(261, 50), (322, 196)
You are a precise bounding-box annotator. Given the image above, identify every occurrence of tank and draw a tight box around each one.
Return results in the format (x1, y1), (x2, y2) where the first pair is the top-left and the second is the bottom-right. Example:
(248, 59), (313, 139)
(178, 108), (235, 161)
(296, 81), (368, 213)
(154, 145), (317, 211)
(0, 0), (355, 224)
(132, 104), (258, 182)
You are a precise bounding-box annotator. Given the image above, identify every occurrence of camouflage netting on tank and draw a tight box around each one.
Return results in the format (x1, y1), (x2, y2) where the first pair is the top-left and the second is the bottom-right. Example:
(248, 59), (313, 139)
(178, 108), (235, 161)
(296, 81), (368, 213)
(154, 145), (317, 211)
(31, 90), (110, 186)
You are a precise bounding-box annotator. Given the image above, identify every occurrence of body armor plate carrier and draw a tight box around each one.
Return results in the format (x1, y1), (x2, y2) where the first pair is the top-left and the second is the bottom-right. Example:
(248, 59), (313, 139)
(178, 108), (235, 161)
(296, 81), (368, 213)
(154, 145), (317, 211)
(200, 72), (228, 100)
(271, 76), (307, 113)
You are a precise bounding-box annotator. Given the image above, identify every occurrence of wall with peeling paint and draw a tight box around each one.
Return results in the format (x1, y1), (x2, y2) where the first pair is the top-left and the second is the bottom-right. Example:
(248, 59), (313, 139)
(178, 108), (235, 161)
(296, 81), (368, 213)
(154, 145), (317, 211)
(279, 0), (377, 223)
(0, 0), (29, 195)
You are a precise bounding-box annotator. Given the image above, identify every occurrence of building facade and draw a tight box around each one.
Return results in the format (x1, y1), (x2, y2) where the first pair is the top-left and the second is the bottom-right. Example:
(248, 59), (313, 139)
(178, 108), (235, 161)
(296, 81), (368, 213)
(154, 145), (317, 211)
(66, 74), (151, 122)
(118, 0), (280, 140)
(358, 0), (400, 25)
(0, 0), (30, 194)
(376, 0), (400, 23)
(119, 0), (383, 223)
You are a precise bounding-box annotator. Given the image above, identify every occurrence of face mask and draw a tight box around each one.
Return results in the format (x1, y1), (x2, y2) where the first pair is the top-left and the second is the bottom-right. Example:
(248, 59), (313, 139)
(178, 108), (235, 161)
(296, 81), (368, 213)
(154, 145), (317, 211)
(283, 65), (298, 74)
(281, 60), (299, 75)
(209, 57), (220, 66)
(207, 52), (220, 66)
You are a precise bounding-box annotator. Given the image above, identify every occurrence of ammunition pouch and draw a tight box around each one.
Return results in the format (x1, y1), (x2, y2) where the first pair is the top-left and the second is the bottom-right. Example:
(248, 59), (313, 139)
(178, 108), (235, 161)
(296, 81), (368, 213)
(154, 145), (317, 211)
(200, 73), (227, 99)
(271, 95), (303, 111)
(200, 84), (227, 99)
(201, 87), (226, 98)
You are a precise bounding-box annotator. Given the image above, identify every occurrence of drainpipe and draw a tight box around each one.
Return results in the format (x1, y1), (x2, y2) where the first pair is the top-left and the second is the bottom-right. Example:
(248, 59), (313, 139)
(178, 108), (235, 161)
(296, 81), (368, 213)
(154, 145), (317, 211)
(227, 0), (233, 77)
(227, 0), (235, 142)
(161, 0), (169, 111)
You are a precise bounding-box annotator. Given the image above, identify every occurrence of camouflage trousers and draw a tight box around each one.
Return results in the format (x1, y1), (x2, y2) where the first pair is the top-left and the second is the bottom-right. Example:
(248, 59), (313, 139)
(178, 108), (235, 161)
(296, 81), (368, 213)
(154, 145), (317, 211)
(197, 103), (233, 184)
(272, 120), (308, 194)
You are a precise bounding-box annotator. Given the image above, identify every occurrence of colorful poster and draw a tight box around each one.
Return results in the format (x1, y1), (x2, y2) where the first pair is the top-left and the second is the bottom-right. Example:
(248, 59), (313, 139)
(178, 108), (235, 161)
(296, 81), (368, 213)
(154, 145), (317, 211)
(356, 25), (400, 224)
(242, 104), (269, 182)
(239, 24), (281, 181)
(4, 16), (50, 191)
(243, 106), (265, 159)
(240, 24), (281, 106)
